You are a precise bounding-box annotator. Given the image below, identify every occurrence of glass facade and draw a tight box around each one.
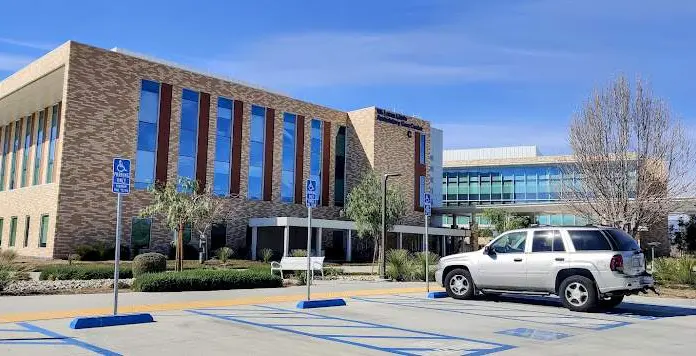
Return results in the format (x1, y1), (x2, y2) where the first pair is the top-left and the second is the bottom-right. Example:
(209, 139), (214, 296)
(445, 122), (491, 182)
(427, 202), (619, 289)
(9, 121), (20, 189)
(248, 105), (266, 200)
(419, 134), (426, 164)
(419, 175), (425, 207)
(46, 105), (59, 184)
(20, 116), (33, 187)
(334, 126), (346, 207)
(135, 80), (160, 190)
(213, 97), (233, 196)
(131, 218), (151, 250)
(0, 125), (10, 191)
(178, 89), (199, 185)
(281, 113), (296, 203)
(39, 215), (49, 247)
(33, 111), (45, 186)
(310, 119), (323, 203)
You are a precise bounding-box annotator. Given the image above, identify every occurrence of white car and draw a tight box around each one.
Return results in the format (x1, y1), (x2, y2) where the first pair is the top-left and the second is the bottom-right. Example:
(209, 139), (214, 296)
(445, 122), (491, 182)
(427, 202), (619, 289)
(435, 226), (655, 312)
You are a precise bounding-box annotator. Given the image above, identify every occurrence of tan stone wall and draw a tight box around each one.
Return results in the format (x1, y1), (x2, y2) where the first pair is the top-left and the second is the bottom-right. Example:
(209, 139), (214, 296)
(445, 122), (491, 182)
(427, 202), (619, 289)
(0, 184), (59, 258)
(345, 108), (374, 195)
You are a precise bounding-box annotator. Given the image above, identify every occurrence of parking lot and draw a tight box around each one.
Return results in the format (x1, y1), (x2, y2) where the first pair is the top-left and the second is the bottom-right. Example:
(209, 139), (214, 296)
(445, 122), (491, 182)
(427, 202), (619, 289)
(1, 289), (695, 355)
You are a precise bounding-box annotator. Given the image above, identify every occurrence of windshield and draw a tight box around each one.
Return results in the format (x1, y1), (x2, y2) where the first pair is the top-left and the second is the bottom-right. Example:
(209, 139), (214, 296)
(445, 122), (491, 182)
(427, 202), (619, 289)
(603, 229), (641, 251)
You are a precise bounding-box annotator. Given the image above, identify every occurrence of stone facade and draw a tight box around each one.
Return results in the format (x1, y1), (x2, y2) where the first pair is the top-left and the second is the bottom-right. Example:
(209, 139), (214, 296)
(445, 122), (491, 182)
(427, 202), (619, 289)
(0, 41), (435, 259)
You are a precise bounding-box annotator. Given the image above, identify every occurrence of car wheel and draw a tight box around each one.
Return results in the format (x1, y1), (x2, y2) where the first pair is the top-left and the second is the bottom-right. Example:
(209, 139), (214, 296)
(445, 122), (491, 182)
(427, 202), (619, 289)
(559, 275), (597, 312)
(598, 295), (624, 309)
(445, 268), (475, 300)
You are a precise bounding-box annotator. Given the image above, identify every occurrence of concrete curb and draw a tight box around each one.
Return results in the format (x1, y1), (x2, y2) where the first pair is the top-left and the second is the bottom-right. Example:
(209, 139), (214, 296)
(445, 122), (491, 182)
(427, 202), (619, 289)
(296, 298), (347, 309)
(69, 313), (154, 329)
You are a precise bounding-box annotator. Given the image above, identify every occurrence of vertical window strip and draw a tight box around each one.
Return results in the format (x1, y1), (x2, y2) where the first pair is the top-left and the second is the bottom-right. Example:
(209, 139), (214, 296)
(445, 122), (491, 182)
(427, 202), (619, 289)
(20, 114), (34, 187)
(46, 105), (58, 183)
(33, 111), (45, 185)
(213, 97), (233, 196)
(9, 120), (21, 189)
(0, 125), (8, 191)
(333, 126), (346, 207)
(309, 119), (323, 203)
(178, 89), (200, 186)
(0, 218), (3, 246)
(131, 218), (152, 251)
(23, 216), (30, 247)
(419, 134), (426, 164)
(39, 215), (49, 247)
(135, 80), (161, 189)
(247, 105), (266, 200)
(9, 217), (17, 247)
(281, 113), (296, 203)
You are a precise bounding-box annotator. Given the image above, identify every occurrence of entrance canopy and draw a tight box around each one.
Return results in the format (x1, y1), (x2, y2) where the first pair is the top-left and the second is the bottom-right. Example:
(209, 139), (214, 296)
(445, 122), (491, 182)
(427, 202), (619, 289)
(248, 217), (469, 237)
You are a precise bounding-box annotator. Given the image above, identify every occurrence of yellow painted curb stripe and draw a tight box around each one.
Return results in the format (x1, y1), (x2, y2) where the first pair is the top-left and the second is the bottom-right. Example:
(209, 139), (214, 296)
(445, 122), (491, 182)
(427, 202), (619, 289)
(0, 286), (445, 323)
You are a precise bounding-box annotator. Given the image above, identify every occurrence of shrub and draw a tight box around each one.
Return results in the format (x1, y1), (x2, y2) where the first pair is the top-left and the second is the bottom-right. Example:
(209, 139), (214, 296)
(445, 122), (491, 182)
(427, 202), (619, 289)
(216, 247), (234, 263)
(68, 254), (81, 265)
(0, 249), (31, 291)
(39, 265), (133, 281)
(167, 243), (199, 260)
(132, 253), (167, 277)
(654, 256), (696, 286)
(132, 269), (282, 292)
(260, 248), (274, 263)
(413, 251), (440, 281)
(290, 249), (307, 257)
(294, 271), (308, 285)
(386, 249), (415, 281)
(75, 243), (130, 261)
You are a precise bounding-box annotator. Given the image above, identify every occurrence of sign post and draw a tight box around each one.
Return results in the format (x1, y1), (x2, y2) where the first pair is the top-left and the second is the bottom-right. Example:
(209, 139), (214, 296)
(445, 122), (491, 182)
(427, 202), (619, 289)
(111, 158), (130, 316)
(305, 178), (318, 301)
(423, 193), (431, 293)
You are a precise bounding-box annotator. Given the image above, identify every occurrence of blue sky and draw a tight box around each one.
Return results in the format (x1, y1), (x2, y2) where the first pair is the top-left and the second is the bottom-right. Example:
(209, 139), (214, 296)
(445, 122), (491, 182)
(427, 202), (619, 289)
(2, 0), (695, 154)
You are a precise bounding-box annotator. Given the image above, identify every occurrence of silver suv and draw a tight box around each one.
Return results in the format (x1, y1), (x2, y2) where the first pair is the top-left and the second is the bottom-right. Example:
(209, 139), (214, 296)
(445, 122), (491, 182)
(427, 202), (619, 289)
(435, 226), (655, 312)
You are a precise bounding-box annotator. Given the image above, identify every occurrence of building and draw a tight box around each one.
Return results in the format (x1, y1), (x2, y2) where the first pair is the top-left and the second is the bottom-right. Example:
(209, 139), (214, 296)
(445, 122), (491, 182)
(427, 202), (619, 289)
(438, 146), (670, 255)
(0, 41), (466, 260)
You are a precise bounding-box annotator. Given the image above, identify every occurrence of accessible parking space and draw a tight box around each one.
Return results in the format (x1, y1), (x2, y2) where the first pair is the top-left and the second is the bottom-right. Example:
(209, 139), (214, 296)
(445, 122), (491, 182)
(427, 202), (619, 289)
(2, 293), (695, 355)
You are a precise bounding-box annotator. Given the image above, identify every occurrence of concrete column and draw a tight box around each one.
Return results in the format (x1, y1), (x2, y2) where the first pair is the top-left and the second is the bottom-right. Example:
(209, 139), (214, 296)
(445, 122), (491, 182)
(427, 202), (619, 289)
(442, 235), (447, 256)
(283, 226), (290, 257)
(346, 230), (352, 262)
(251, 227), (258, 260)
(316, 227), (323, 256)
(398, 232), (403, 250)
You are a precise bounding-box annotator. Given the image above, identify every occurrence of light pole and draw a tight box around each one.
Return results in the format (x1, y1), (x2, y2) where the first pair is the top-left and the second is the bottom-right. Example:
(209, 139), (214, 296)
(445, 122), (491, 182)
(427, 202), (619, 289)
(381, 173), (402, 278)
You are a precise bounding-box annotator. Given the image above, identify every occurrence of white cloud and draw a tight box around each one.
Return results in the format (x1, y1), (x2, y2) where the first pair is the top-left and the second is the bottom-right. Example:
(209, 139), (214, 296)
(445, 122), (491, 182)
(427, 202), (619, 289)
(0, 37), (56, 51)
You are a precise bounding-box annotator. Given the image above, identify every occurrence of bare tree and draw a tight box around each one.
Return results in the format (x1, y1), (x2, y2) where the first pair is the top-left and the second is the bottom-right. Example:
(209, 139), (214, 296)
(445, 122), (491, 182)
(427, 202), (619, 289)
(190, 188), (235, 263)
(564, 75), (694, 241)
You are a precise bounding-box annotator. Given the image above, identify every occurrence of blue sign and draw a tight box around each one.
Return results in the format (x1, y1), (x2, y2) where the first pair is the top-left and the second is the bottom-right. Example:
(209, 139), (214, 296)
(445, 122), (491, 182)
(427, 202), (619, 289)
(423, 193), (431, 217)
(306, 178), (318, 208)
(112, 158), (131, 194)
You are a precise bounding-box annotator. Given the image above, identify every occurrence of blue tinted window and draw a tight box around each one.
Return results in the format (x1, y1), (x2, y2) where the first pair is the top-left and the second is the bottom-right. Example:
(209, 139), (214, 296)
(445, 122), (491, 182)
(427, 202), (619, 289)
(334, 126), (346, 207)
(45, 105), (59, 184)
(33, 112), (45, 186)
(135, 80), (160, 189)
(9, 121), (21, 189)
(281, 113), (296, 203)
(20, 116), (33, 187)
(310, 119), (323, 203)
(248, 105), (265, 200)
(419, 134), (426, 164)
(213, 97), (233, 196)
(178, 89), (199, 184)
(419, 175), (425, 207)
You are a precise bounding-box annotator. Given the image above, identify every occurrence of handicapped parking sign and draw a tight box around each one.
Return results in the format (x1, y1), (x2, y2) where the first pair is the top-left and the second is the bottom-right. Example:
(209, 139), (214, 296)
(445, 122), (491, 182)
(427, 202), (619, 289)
(112, 158), (131, 194)
(424, 193), (431, 217)
(306, 178), (318, 208)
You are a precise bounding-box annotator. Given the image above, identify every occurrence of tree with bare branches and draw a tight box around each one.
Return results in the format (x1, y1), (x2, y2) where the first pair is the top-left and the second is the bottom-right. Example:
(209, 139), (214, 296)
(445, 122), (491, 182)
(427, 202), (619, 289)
(564, 75), (694, 246)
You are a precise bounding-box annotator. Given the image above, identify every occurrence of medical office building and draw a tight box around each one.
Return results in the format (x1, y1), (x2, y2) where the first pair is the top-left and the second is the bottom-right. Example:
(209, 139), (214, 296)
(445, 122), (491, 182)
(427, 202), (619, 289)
(0, 41), (466, 260)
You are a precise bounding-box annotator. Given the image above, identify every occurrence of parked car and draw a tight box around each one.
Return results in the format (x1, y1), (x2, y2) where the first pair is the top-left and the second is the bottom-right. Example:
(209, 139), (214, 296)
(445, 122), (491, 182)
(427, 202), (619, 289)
(435, 226), (654, 312)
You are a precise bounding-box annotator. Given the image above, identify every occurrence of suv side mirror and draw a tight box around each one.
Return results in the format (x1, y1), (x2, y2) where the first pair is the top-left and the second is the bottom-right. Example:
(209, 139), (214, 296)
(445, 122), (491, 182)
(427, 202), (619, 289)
(483, 246), (495, 255)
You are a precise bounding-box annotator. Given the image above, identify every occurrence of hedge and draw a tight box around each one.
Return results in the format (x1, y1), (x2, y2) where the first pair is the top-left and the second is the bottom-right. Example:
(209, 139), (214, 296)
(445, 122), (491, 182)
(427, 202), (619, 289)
(39, 265), (133, 281)
(132, 269), (282, 292)
(132, 253), (167, 277)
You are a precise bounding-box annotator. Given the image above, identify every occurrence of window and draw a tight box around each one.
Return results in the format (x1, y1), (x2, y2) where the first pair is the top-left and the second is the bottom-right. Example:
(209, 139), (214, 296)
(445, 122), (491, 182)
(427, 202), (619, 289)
(0, 125), (9, 191)
(172, 223), (192, 244)
(135, 80), (160, 189)
(490, 231), (526, 254)
(23, 216), (30, 247)
(248, 105), (266, 200)
(20, 116), (33, 187)
(419, 175), (425, 207)
(568, 230), (612, 251)
(178, 89), (199, 185)
(419, 134), (426, 164)
(532, 230), (565, 252)
(131, 218), (151, 250)
(9, 217), (17, 247)
(334, 126), (346, 206)
(46, 105), (59, 184)
(281, 113), (296, 203)
(309, 119), (323, 203)
(213, 97), (233, 196)
(9, 121), (21, 189)
(211, 223), (226, 251)
(38, 215), (49, 247)
(603, 229), (640, 251)
(33, 111), (45, 186)
(0, 218), (3, 245)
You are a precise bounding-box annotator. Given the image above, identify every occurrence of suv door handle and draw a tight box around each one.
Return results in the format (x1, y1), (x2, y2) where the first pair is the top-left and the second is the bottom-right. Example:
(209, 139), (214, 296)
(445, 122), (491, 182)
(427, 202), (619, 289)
(514, 258), (523, 262)
(555, 258), (565, 261)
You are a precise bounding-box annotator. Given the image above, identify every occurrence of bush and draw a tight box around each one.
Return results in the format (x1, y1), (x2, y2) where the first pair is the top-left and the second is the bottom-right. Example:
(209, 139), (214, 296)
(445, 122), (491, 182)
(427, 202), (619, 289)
(132, 253), (167, 277)
(0, 249), (31, 291)
(39, 265), (133, 281)
(216, 247), (234, 263)
(290, 249), (307, 257)
(654, 256), (696, 286)
(413, 251), (440, 281)
(132, 269), (282, 292)
(167, 243), (200, 260)
(386, 249), (415, 281)
(260, 248), (274, 263)
(75, 243), (130, 261)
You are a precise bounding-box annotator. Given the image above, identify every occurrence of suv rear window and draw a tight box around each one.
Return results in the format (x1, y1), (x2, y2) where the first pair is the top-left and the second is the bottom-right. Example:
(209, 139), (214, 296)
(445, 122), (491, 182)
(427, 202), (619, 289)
(603, 229), (640, 251)
(568, 230), (612, 251)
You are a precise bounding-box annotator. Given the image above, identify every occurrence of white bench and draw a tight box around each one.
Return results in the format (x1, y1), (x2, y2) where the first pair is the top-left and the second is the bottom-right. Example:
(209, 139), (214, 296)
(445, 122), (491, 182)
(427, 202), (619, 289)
(270, 256), (325, 279)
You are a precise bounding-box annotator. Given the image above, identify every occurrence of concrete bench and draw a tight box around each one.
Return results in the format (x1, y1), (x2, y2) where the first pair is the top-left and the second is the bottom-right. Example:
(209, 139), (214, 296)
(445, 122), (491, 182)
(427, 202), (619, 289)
(270, 256), (325, 280)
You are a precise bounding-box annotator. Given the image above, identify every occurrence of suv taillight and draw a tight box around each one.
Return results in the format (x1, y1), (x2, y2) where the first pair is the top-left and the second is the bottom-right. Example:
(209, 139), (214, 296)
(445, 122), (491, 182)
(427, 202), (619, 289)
(610, 254), (624, 272)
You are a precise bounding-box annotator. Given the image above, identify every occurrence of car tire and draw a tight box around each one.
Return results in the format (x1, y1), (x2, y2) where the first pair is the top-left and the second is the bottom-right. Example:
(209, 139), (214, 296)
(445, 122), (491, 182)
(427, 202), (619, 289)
(598, 295), (624, 309)
(445, 268), (475, 300)
(559, 275), (597, 312)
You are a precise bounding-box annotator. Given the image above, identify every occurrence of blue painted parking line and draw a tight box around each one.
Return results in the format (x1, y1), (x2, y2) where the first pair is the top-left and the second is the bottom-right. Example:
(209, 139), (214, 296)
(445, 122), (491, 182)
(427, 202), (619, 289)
(0, 322), (120, 355)
(352, 295), (631, 331)
(188, 305), (515, 355)
(496, 328), (572, 341)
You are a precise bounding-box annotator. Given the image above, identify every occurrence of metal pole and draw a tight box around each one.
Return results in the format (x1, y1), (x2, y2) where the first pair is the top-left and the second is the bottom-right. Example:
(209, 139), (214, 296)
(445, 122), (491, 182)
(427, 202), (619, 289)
(425, 214), (430, 293)
(306, 206), (312, 300)
(381, 175), (387, 279)
(113, 193), (122, 316)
